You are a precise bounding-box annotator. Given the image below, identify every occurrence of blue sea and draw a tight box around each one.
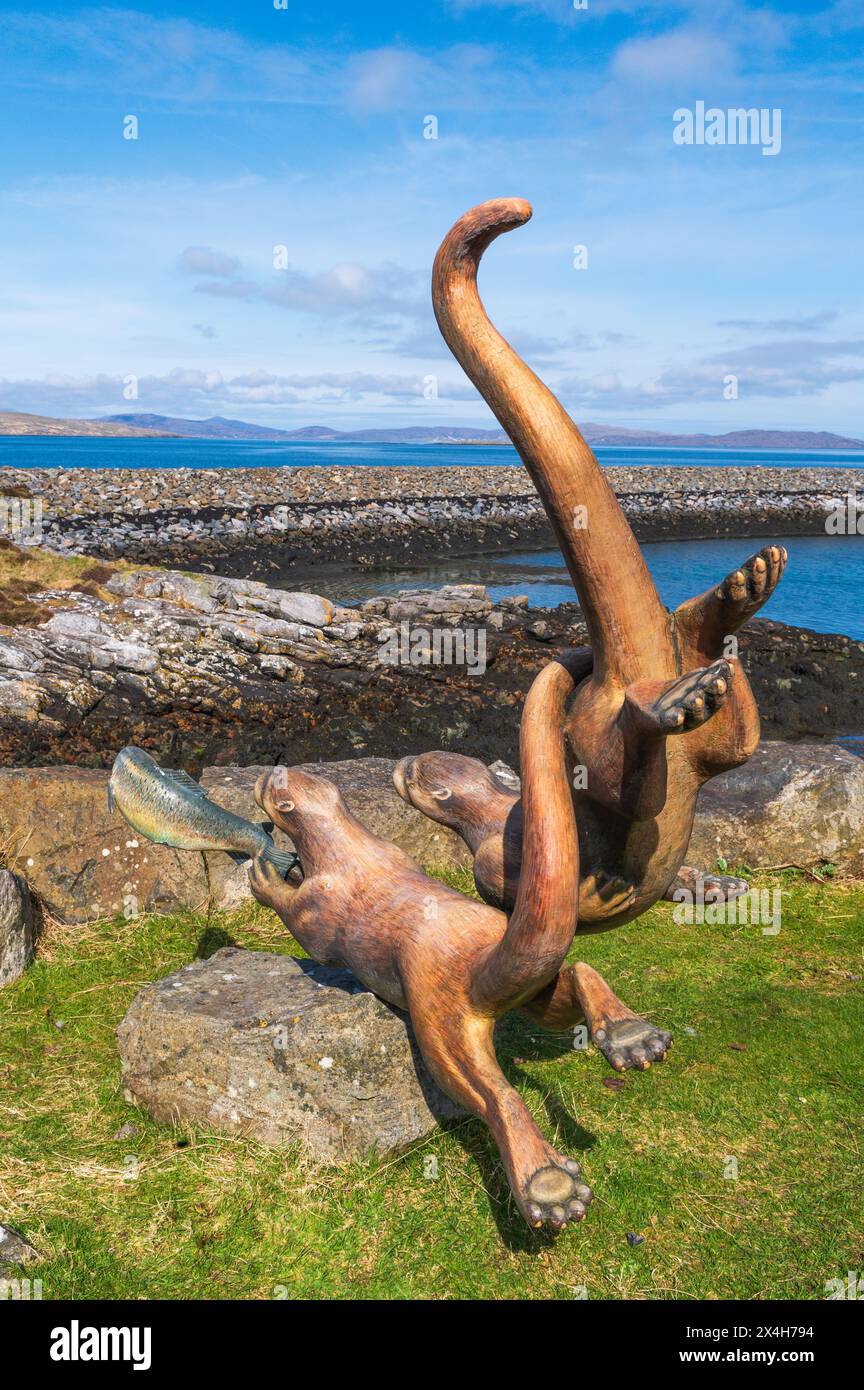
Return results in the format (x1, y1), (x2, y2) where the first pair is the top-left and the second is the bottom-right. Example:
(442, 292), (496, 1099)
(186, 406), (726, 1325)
(4, 437), (864, 639)
(328, 535), (864, 641)
(2, 436), (864, 471)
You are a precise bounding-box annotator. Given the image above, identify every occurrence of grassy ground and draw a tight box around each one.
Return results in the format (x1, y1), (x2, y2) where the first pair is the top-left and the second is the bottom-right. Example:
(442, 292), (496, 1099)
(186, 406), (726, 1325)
(1, 869), (862, 1301)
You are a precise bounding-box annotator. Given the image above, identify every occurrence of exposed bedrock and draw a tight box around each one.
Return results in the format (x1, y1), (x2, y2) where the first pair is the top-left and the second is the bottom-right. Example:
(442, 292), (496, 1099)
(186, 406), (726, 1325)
(1, 565), (862, 773)
(1, 743), (862, 926)
(0, 868), (35, 987)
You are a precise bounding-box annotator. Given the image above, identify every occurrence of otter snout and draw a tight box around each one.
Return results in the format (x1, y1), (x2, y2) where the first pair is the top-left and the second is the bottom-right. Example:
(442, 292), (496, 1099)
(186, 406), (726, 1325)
(392, 756), (416, 803)
(255, 766), (296, 821)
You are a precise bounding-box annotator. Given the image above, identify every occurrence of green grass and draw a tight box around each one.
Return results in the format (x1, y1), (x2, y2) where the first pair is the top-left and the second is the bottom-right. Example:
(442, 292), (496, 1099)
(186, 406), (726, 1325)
(1, 872), (862, 1300)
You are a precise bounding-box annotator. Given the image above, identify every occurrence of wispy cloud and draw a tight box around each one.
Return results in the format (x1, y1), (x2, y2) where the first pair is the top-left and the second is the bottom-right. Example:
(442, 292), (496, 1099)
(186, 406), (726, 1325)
(0, 367), (479, 415)
(717, 312), (839, 333)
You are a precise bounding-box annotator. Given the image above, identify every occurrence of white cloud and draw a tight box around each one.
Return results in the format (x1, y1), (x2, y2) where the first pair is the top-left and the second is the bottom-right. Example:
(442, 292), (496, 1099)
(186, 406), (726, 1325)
(0, 367), (479, 415)
(189, 253), (425, 320)
(612, 28), (738, 84)
(717, 313), (839, 333)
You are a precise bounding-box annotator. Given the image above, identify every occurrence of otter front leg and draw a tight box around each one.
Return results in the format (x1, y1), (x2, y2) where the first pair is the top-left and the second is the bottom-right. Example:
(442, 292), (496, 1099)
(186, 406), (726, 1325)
(249, 856), (298, 914)
(407, 992), (593, 1231)
(521, 962), (672, 1072)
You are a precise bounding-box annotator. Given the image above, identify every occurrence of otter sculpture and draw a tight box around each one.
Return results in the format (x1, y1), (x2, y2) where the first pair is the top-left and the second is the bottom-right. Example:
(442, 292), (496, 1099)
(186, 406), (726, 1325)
(250, 199), (783, 1233)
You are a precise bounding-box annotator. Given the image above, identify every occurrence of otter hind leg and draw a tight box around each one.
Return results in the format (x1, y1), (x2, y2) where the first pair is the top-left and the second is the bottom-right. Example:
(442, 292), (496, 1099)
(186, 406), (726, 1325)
(522, 962), (673, 1073)
(675, 544), (788, 659)
(623, 658), (732, 734)
(407, 996), (593, 1231)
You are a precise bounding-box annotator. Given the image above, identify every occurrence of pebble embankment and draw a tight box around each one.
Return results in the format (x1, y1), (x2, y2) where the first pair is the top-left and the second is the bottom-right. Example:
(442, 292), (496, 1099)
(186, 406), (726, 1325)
(4, 464), (861, 581)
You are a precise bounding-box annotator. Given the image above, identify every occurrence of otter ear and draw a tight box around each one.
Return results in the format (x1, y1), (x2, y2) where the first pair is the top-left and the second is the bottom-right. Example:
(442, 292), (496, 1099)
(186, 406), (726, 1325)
(277, 799), (295, 813)
(431, 786), (452, 802)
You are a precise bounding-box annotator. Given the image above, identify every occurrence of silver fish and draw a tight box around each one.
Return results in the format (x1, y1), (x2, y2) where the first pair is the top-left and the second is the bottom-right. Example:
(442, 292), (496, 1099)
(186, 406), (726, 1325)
(108, 746), (299, 875)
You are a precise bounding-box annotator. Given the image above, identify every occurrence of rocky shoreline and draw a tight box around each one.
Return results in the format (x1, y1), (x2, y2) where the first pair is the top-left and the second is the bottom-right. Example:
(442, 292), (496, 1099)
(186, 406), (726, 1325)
(1, 558), (862, 772)
(5, 463), (859, 580)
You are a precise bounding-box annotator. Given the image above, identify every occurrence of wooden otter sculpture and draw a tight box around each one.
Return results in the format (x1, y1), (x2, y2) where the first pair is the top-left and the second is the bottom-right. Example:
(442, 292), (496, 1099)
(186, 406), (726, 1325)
(250, 651), (596, 1231)
(394, 197), (785, 1060)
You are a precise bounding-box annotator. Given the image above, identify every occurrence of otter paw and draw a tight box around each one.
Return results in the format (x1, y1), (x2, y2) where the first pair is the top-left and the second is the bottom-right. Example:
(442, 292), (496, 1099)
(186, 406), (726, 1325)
(580, 870), (637, 920)
(248, 855), (286, 909)
(594, 1017), (672, 1072)
(718, 544), (787, 613)
(651, 659), (732, 732)
(522, 1158), (594, 1232)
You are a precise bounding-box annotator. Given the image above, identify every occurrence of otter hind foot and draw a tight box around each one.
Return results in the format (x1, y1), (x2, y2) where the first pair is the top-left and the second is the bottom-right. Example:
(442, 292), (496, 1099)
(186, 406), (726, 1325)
(716, 544), (787, 617)
(580, 870), (637, 920)
(523, 1157), (594, 1231)
(676, 544), (788, 656)
(594, 1017), (673, 1072)
(625, 658), (732, 734)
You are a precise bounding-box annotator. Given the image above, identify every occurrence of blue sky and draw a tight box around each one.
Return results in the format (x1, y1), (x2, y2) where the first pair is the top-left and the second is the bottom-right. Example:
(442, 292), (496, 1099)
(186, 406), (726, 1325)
(0, 0), (861, 433)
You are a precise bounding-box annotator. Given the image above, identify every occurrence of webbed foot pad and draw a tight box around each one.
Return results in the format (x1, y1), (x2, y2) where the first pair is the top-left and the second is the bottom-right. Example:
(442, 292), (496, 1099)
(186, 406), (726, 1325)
(594, 1017), (673, 1072)
(523, 1158), (594, 1232)
(717, 545), (787, 616)
(633, 659), (733, 733)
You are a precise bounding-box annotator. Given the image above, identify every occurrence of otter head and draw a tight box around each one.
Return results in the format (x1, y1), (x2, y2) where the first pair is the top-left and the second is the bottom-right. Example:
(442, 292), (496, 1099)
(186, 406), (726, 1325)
(255, 766), (347, 843)
(393, 752), (494, 830)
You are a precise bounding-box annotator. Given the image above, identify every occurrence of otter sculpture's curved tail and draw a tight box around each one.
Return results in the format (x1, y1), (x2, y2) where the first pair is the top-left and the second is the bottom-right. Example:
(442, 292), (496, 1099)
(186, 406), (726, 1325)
(472, 648), (583, 1010)
(432, 198), (669, 685)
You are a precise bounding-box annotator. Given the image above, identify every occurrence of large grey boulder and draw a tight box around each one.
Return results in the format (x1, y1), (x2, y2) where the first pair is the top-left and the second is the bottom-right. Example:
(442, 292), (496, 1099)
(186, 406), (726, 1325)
(200, 758), (469, 910)
(689, 741), (864, 873)
(117, 947), (463, 1159)
(0, 869), (35, 986)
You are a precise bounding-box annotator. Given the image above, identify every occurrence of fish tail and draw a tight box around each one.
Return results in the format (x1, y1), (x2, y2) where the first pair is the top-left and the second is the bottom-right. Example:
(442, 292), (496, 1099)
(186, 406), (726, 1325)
(262, 845), (301, 876)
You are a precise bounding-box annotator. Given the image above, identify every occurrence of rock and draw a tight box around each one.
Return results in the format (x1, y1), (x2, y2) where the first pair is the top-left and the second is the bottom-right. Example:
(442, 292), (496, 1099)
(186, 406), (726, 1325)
(112, 1122), (140, 1141)
(0, 869), (35, 986)
(0, 757), (469, 922)
(0, 1224), (39, 1271)
(0, 767), (209, 923)
(117, 947), (463, 1158)
(690, 741), (864, 872)
(199, 758), (470, 910)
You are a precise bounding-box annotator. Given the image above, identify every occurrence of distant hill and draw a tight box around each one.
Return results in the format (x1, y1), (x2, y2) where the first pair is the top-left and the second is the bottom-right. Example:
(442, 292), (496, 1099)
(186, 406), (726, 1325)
(0, 411), (177, 438)
(100, 416), (864, 450)
(1, 410), (862, 450)
(101, 415), (511, 444)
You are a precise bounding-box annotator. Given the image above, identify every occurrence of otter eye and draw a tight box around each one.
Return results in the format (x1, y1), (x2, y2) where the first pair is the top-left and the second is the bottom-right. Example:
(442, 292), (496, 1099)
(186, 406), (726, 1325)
(431, 786), (452, 801)
(278, 799), (295, 813)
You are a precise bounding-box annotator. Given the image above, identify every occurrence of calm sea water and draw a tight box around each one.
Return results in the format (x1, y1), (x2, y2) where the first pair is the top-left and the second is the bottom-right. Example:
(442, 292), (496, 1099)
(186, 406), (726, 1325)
(2, 436), (864, 471)
(320, 535), (864, 641)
